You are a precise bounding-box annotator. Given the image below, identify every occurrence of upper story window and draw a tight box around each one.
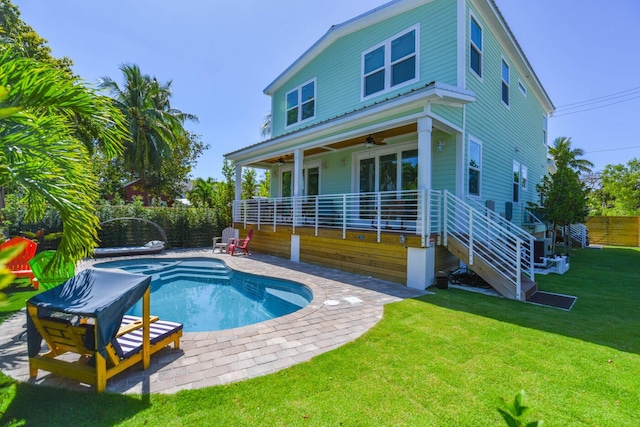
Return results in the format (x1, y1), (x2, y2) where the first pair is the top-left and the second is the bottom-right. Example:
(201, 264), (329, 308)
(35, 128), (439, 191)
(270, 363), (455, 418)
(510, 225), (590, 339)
(518, 80), (527, 96)
(286, 79), (316, 127)
(543, 115), (548, 145)
(501, 59), (510, 106)
(362, 25), (419, 99)
(468, 139), (482, 197)
(512, 160), (520, 203)
(470, 16), (483, 78)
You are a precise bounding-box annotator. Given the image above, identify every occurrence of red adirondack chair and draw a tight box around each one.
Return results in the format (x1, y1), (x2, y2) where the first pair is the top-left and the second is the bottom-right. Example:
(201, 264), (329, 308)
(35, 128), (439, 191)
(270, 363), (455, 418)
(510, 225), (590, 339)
(227, 229), (254, 256)
(1, 236), (38, 288)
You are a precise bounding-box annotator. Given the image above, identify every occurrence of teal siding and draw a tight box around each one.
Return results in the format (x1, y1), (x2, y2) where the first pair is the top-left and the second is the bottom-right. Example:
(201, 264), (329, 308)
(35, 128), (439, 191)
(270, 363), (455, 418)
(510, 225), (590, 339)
(431, 131), (456, 192)
(271, 0), (458, 138)
(463, 1), (547, 226)
(431, 104), (463, 129)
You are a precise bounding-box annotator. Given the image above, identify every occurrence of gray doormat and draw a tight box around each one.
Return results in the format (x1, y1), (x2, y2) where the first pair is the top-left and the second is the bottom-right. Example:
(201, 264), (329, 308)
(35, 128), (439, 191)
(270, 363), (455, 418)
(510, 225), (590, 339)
(527, 291), (577, 310)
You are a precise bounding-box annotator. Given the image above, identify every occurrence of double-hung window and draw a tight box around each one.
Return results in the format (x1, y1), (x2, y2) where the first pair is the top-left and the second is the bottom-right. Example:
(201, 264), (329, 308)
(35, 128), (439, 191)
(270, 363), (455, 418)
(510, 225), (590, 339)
(468, 139), (482, 196)
(286, 79), (316, 127)
(362, 25), (419, 98)
(543, 115), (548, 145)
(470, 16), (483, 78)
(501, 59), (510, 106)
(512, 161), (520, 203)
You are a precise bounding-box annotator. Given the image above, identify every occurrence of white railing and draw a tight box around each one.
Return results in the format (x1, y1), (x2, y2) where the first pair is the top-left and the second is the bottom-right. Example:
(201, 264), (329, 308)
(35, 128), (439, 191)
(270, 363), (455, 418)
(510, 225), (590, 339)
(465, 197), (535, 281)
(233, 189), (442, 246)
(523, 209), (548, 234)
(449, 191), (525, 300)
(565, 223), (589, 248)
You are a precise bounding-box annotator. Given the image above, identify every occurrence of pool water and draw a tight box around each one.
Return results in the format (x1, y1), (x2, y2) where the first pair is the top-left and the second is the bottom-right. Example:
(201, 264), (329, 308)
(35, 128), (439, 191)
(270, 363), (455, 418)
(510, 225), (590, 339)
(93, 258), (312, 332)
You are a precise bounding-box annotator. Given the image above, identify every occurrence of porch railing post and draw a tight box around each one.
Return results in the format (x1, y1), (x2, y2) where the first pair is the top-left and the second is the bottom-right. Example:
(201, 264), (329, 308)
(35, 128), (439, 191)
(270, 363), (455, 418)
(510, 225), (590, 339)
(443, 191), (449, 246)
(376, 193), (381, 243)
(292, 197), (297, 235)
(342, 194), (347, 239)
(529, 235), (535, 281)
(315, 196), (319, 237)
(243, 201), (247, 229)
(422, 189), (428, 247)
(468, 208), (474, 265)
(257, 199), (261, 231)
(516, 240), (522, 301)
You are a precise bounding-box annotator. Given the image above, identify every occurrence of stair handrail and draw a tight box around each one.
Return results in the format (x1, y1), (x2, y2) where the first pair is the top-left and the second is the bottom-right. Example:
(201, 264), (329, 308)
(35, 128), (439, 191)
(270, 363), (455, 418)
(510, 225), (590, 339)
(464, 197), (535, 282)
(447, 191), (526, 300)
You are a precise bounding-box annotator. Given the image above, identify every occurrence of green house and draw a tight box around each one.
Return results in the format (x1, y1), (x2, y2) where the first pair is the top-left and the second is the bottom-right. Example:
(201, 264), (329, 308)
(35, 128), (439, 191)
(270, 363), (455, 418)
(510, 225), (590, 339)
(225, 0), (555, 301)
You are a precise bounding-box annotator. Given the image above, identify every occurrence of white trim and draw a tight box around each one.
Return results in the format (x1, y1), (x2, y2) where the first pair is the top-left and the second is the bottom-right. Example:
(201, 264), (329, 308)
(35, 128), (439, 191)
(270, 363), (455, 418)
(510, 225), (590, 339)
(518, 79), (527, 96)
(227, 83), (475, 164)
(501, 56), (510, 108)
(521, 164), (528, 191)
(467, 134), (482, 198)
(512, 159), (520, 203)
(457, 0), (466, 89)
(285, 78), (317, 129)
(361, 24), (420, 101)
(543, 114), (548, 146)
(469, 12), (483, 81)
(352, 140), (419, 193)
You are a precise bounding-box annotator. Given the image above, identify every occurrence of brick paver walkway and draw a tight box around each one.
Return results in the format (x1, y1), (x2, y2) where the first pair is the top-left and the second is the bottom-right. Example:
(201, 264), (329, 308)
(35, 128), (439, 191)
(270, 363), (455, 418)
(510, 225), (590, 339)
(0, 249), (428, 394)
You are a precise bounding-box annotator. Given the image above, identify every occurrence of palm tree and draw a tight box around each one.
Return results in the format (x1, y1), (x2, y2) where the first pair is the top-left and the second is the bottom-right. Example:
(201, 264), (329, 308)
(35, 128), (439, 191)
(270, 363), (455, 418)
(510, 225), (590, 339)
(99, 65), (198, 205)
(188, 177), (215, 207)
(548, 136), (594, 173)
(260, 112), (272, 140)
(0, 48), (127, 263)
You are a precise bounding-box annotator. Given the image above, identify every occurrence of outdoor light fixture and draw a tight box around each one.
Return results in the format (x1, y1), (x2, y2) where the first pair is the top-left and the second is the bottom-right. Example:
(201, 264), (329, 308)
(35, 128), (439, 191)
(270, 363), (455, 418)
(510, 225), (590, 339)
(437, 140), (446, 151)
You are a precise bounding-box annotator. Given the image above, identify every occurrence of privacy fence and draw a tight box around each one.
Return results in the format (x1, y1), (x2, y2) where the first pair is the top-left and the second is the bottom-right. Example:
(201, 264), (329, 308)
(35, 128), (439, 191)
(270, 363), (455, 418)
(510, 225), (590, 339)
(585, 216), (640, 247)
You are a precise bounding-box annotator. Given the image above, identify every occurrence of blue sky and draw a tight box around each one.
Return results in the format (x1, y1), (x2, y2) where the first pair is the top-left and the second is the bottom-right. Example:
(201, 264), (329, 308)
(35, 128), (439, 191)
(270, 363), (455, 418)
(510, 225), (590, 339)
(15, 0), (640, 179)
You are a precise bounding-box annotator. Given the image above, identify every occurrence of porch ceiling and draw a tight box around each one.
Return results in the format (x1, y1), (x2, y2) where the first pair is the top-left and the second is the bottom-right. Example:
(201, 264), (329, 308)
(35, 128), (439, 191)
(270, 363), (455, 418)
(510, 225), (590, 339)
(264, 124), (418, 165)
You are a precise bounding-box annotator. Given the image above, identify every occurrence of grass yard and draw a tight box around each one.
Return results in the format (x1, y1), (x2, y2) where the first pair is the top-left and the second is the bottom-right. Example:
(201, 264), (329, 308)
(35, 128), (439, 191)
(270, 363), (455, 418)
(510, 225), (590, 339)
(1, 247), (639, 426)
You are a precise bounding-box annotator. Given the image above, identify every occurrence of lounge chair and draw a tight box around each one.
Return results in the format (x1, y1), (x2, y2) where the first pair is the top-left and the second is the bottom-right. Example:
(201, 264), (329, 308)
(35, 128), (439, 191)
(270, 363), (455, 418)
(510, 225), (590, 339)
(0, 236), (37, 288)
(29, 250), (75, 291)
(27, 268), (183, 392)
(227, 229), (254, 256)
(213, 227), (239, 253)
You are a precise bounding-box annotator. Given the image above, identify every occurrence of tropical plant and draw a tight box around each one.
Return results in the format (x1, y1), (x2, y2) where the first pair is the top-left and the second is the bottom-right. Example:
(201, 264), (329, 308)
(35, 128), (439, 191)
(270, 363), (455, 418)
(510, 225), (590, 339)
(497, 390), (543, 427)
(0, 48), (127, 263)
(242, 168), (258, 200)
(548, 136), (593, 173)
(593, 158), (640, 215)
(260, 112), (272, 140)
(258, 170), (271, 198)
(99, 64), (198, 205)
(188, 177), (216, 207)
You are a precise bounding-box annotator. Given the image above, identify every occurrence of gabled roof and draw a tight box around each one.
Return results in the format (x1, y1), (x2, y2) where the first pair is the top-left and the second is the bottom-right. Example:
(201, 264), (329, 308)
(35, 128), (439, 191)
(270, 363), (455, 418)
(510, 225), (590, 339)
(264, 0), (427, 95)
(263, 0), (553, 112)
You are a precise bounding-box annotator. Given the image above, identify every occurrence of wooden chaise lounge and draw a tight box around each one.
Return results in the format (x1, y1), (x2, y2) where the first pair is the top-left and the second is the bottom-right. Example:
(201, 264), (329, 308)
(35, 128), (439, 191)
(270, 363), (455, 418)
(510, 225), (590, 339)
(26, 268), (182, 392)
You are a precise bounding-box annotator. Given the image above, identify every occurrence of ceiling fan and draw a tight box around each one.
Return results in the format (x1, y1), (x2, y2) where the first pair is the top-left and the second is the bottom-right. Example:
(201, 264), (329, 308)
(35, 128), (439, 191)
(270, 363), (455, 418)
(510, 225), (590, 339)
(364, 134), (386, 148)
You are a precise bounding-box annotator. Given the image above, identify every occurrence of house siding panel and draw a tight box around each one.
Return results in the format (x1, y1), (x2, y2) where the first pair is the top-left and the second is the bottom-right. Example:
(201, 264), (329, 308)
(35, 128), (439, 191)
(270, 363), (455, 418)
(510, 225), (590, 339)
(463, 1), (547, 226)
(271, 0), (459, 138)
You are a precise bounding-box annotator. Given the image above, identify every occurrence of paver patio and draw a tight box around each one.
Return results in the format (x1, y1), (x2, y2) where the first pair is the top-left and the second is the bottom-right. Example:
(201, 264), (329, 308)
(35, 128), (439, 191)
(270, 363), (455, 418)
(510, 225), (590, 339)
(0, 249), (428, 394)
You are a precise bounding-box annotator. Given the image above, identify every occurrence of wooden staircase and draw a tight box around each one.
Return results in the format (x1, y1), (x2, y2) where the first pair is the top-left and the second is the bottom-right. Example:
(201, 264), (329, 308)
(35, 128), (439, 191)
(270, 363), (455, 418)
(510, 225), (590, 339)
(446, 233), (538, 301)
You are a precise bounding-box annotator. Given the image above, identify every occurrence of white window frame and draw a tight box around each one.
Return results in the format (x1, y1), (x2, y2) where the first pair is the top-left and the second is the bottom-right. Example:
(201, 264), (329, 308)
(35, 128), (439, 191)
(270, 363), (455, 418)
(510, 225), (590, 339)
(285, 78), (316, 129)
(501, 57), (510, 108)
(512, 160), (520, 203)
(521, 165), (528, 191)
(467, 137), (482, 198)
(518, 79), (527, 96)
(469, 13), (483, 80)
(351, 140), (418, 192)
(361, 24), (420, 100)
(543, 115), (548, 146)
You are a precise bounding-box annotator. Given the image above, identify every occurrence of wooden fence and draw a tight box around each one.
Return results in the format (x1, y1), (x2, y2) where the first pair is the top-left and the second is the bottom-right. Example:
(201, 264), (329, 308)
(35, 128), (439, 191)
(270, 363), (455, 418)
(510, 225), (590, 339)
(585, 216), (640, 247)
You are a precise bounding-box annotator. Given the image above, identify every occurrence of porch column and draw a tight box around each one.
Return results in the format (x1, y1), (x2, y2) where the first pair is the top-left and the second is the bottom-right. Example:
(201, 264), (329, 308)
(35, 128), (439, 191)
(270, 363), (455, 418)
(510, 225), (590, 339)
(455, 132), (464, 198)
(417, 116), (433, 190)
(235, 164), (242, 201)
(293, 148), (303, 197)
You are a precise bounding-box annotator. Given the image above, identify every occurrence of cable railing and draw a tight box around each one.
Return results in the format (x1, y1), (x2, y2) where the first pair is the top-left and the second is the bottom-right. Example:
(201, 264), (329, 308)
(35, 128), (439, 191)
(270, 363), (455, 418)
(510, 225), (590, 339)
(233, 189), (442, 246)
(465, 197), (535, 281)
(449, 191), (525, 300)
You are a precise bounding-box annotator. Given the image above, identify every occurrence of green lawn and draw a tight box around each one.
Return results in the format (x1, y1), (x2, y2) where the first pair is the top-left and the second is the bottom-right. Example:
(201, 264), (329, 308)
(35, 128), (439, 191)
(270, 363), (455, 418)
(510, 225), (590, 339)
(1, 247), (639, 426)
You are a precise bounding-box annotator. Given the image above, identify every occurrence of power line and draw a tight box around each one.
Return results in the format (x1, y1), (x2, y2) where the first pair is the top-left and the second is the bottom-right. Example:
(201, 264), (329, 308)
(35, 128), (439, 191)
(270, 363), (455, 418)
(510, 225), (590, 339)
(553, 94), (640, 117)
(585, 145), (640, 154)
(555, 86), (640, 110)
(554, 89), (640, 113)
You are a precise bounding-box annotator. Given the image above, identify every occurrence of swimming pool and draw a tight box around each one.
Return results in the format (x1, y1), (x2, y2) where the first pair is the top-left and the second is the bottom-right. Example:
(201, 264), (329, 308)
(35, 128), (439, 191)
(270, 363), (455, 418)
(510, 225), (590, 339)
(93, 258), (312, 332)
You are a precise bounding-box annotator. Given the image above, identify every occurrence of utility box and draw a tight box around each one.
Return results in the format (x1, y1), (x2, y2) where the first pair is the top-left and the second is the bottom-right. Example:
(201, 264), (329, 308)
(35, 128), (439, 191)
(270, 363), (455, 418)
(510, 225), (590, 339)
(505, 202), (513, 221)
(485, 200), (495, 211)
